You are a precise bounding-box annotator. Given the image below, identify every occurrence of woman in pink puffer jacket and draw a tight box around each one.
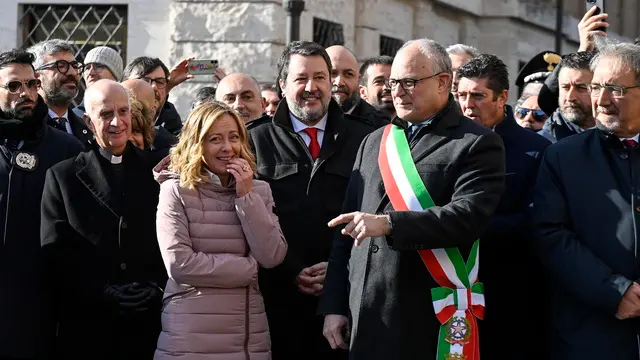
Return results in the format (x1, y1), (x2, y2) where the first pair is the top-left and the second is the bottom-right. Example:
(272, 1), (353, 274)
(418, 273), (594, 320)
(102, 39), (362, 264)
(153, 102), (287, 360)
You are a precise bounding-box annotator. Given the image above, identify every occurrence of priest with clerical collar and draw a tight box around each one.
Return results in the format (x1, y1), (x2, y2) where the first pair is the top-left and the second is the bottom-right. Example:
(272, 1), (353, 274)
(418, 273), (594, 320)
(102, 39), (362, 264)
(41, 79), (167, 360)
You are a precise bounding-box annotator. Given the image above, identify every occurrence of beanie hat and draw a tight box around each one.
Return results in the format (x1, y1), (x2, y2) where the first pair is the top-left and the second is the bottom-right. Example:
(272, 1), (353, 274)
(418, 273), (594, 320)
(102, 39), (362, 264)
(84, 46), (124, 81)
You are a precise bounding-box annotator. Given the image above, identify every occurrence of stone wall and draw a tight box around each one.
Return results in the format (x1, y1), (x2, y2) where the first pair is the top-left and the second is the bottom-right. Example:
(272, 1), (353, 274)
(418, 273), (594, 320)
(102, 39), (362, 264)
(1, 0), (638, 118)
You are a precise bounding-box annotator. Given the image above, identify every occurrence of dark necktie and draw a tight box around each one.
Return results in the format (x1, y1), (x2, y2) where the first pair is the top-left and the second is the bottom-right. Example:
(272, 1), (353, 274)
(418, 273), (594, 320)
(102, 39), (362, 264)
(622, 139), (638, 149)
(51, 117), (68, 132)
(303, 128), (321, 161)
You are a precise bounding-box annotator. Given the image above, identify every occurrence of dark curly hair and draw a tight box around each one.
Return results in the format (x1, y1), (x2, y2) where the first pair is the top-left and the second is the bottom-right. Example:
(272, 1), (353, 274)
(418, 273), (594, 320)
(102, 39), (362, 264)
(0, 48), (35, 70)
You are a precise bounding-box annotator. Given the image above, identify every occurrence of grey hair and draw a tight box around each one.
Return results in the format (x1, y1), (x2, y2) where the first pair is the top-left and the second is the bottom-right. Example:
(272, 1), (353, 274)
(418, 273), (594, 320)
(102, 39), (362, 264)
(590, 39), (640, 85)
(27, 39), (75, 69)
(400, 39), (453, 76)
(83, 79), (130, 116)
(446, 44), (479, 58)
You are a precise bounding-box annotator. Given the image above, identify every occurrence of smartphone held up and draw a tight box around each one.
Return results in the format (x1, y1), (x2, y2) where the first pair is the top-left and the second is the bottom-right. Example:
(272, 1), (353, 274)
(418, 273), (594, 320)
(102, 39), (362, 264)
(187, 60), (219, 76)
(586, 0), (606, 32)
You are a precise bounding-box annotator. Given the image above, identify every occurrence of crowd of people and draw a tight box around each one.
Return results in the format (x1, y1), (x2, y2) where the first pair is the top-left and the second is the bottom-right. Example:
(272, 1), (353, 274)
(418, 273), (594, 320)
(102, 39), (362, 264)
(1, 4), (640, 360)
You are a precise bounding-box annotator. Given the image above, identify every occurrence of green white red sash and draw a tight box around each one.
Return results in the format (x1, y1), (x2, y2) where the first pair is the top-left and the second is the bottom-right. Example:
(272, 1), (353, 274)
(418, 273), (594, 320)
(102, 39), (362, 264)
(378, 124), (485, 360)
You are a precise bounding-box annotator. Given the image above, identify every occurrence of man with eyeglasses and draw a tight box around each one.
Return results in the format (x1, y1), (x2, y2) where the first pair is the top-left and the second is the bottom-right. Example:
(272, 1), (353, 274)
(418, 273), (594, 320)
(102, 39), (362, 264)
(320, 39), (505, 360)
(326, 46), (389, 127)
(72, 46), (124, 118)
(0, 48), (83, 360)
(28, 39), (94, 149)
(538, 52), (596, 143)
(456, 54), (551, 360)
(248, 40), (376, 360)
(534, 41), (640, 360)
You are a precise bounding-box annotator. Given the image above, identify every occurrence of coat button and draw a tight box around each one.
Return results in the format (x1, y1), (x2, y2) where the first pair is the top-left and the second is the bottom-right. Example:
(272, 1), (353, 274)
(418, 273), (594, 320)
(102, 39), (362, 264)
(620, 152), (629, 160)
(304, 164), (309, 168)
(371, 244), (379, 253)
(121, 221), (127, 229)
(120, 263), (127, 270)
(82, 129), (87, 134)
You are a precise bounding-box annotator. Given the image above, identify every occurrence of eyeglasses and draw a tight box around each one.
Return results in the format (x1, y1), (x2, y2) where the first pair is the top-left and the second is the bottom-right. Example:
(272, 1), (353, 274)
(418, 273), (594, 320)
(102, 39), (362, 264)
(84, 63), (108, 73)
(386, 72), (443, 91)
(515, 108), (548, 122)
(140, 76), (168, 89)
(588, 84), (640, 98)
(36, 60), (84, 74)
(0, 79), (41, 94)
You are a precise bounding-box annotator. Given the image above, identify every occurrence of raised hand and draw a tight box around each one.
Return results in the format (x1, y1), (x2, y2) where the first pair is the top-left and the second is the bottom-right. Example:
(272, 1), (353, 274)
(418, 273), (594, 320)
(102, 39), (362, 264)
(227, 158), (253, 197)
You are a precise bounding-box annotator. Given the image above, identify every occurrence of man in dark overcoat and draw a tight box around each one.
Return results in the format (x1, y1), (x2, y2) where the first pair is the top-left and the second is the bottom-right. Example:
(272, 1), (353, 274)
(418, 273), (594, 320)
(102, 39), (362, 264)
(248, 41), (376, 360)
(456, 54), (551, 359)
(319, 39), (505, 360)
(534, 42), (640, 360)
(41, 79), (166, 360)
(0, 48), (82, 360)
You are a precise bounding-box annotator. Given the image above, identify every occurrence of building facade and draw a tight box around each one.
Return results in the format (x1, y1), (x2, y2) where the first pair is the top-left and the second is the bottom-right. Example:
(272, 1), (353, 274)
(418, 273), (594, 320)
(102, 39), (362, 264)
(0, 0), (637, 118)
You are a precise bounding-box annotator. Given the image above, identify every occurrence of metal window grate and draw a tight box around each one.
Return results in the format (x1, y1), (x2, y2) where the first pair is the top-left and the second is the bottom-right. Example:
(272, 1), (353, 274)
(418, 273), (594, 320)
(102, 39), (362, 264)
(19, 4), (128, 106)
(313, 18), (344, 47)
(380, 35), (403, 57)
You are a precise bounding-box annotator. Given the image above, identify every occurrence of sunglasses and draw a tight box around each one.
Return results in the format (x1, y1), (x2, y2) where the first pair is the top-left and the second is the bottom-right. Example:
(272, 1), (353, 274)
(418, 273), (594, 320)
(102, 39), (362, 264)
(515, 108), (548, 122)
(0, 79), (41, 94)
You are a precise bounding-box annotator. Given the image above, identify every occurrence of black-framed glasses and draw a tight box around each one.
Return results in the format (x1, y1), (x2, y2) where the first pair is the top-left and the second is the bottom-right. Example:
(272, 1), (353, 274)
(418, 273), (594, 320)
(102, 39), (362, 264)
(386, 72), (443, 91)
(140, 76), (168, 89)
(0, 79), (41, 94)
(515, 108), (548, 122)
(36, 60), (84, 74)
(588, 84), (640, 98)
(84, 63), (108, 74)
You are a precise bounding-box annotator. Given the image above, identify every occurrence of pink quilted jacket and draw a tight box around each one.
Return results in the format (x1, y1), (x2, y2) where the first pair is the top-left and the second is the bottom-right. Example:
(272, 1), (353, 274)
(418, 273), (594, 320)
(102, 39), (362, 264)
(153, 158), (287, 360)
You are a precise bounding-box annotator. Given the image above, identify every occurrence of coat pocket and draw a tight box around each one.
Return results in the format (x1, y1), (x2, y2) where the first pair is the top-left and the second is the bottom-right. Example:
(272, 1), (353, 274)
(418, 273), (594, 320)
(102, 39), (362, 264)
(257, 162), (299, 180)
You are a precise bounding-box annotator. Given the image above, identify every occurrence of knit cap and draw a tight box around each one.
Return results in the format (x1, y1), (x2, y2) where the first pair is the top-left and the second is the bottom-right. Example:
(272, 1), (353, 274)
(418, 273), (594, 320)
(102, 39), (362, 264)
(84, 46), (124, 80)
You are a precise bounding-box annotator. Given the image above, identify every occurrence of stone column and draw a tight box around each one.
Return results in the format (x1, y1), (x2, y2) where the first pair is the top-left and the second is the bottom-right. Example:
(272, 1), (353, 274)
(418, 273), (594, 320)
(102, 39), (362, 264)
(167, 0), (285, 118)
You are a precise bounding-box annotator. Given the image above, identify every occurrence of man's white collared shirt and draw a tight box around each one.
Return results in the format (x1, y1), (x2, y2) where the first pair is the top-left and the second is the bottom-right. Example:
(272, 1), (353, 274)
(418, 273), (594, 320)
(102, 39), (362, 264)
(290, 113), (328, 148)
(48, 109), (72, 135)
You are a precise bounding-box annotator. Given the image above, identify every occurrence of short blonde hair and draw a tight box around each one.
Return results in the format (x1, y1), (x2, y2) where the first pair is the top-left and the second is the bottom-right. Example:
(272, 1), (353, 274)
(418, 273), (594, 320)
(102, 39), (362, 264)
(129, 96), (155, 148)
(169, 102), (256, 190)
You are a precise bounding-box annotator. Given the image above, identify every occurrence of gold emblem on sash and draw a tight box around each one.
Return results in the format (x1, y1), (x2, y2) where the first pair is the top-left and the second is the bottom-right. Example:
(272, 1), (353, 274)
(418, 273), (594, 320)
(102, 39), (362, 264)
(445, 316), (471, 345)
(444, 354), (468, 360)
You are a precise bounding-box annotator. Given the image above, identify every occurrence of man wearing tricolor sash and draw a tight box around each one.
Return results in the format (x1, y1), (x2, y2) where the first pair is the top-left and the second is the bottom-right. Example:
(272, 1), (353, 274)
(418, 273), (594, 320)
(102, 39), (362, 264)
(319, 39), (505, 360)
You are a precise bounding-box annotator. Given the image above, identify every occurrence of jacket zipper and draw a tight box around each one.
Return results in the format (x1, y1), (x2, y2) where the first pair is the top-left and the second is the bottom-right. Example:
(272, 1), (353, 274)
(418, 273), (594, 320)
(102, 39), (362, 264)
(244, 286), (250, 360)
(2, 166), (13, 245)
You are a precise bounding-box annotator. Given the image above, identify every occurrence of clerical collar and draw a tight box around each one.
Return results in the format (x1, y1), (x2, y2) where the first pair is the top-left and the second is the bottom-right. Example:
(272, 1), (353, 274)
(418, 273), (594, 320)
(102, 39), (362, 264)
(98, 147), (123, 164)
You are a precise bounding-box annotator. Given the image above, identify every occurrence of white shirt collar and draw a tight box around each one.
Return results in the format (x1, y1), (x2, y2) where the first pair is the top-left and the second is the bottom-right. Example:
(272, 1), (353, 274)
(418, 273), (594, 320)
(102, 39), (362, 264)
(345, 103), (357, 115)
(620, 134), (640, 142)
(290, 113), (328, 133)
(48, 108), (68, 120)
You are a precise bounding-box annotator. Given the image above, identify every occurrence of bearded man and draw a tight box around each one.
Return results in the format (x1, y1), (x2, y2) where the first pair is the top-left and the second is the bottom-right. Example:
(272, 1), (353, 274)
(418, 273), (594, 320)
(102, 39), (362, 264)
(28, 39), (94, 148)
(248, 41), (376, 360)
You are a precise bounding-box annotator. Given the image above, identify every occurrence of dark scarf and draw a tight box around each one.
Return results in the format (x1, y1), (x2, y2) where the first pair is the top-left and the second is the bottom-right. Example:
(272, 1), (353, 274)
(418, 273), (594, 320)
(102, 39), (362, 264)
(0, 97), (48, 141)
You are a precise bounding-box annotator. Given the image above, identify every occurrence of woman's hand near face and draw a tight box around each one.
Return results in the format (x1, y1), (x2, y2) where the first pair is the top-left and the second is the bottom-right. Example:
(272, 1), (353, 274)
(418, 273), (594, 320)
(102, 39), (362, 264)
(227, 158), (253, 197)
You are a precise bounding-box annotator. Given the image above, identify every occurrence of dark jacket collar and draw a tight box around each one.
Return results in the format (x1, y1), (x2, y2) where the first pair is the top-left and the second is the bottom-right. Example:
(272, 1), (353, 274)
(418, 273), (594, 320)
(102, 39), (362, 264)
(542, 110), (583, 138)
(0, 96), (48, 141)
(494, 105), (521, 136)
(74, 142), (146, 217)
(391, 93), (459, 132)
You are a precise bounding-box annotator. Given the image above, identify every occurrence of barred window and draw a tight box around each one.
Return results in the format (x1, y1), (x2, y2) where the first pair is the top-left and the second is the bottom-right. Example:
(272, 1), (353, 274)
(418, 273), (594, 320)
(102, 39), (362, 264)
(19, 4), (127, 105)
(313, 18), (344, 48)
(380, 35), (403, 57)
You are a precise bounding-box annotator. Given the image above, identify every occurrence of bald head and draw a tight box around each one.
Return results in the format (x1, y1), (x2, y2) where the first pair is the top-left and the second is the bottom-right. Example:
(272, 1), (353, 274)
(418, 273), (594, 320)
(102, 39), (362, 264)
(326, 45), (360, 111)
(121, 78), (158, 115)
(215, 72), (264, 122)
(82, 79), (132, 154)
